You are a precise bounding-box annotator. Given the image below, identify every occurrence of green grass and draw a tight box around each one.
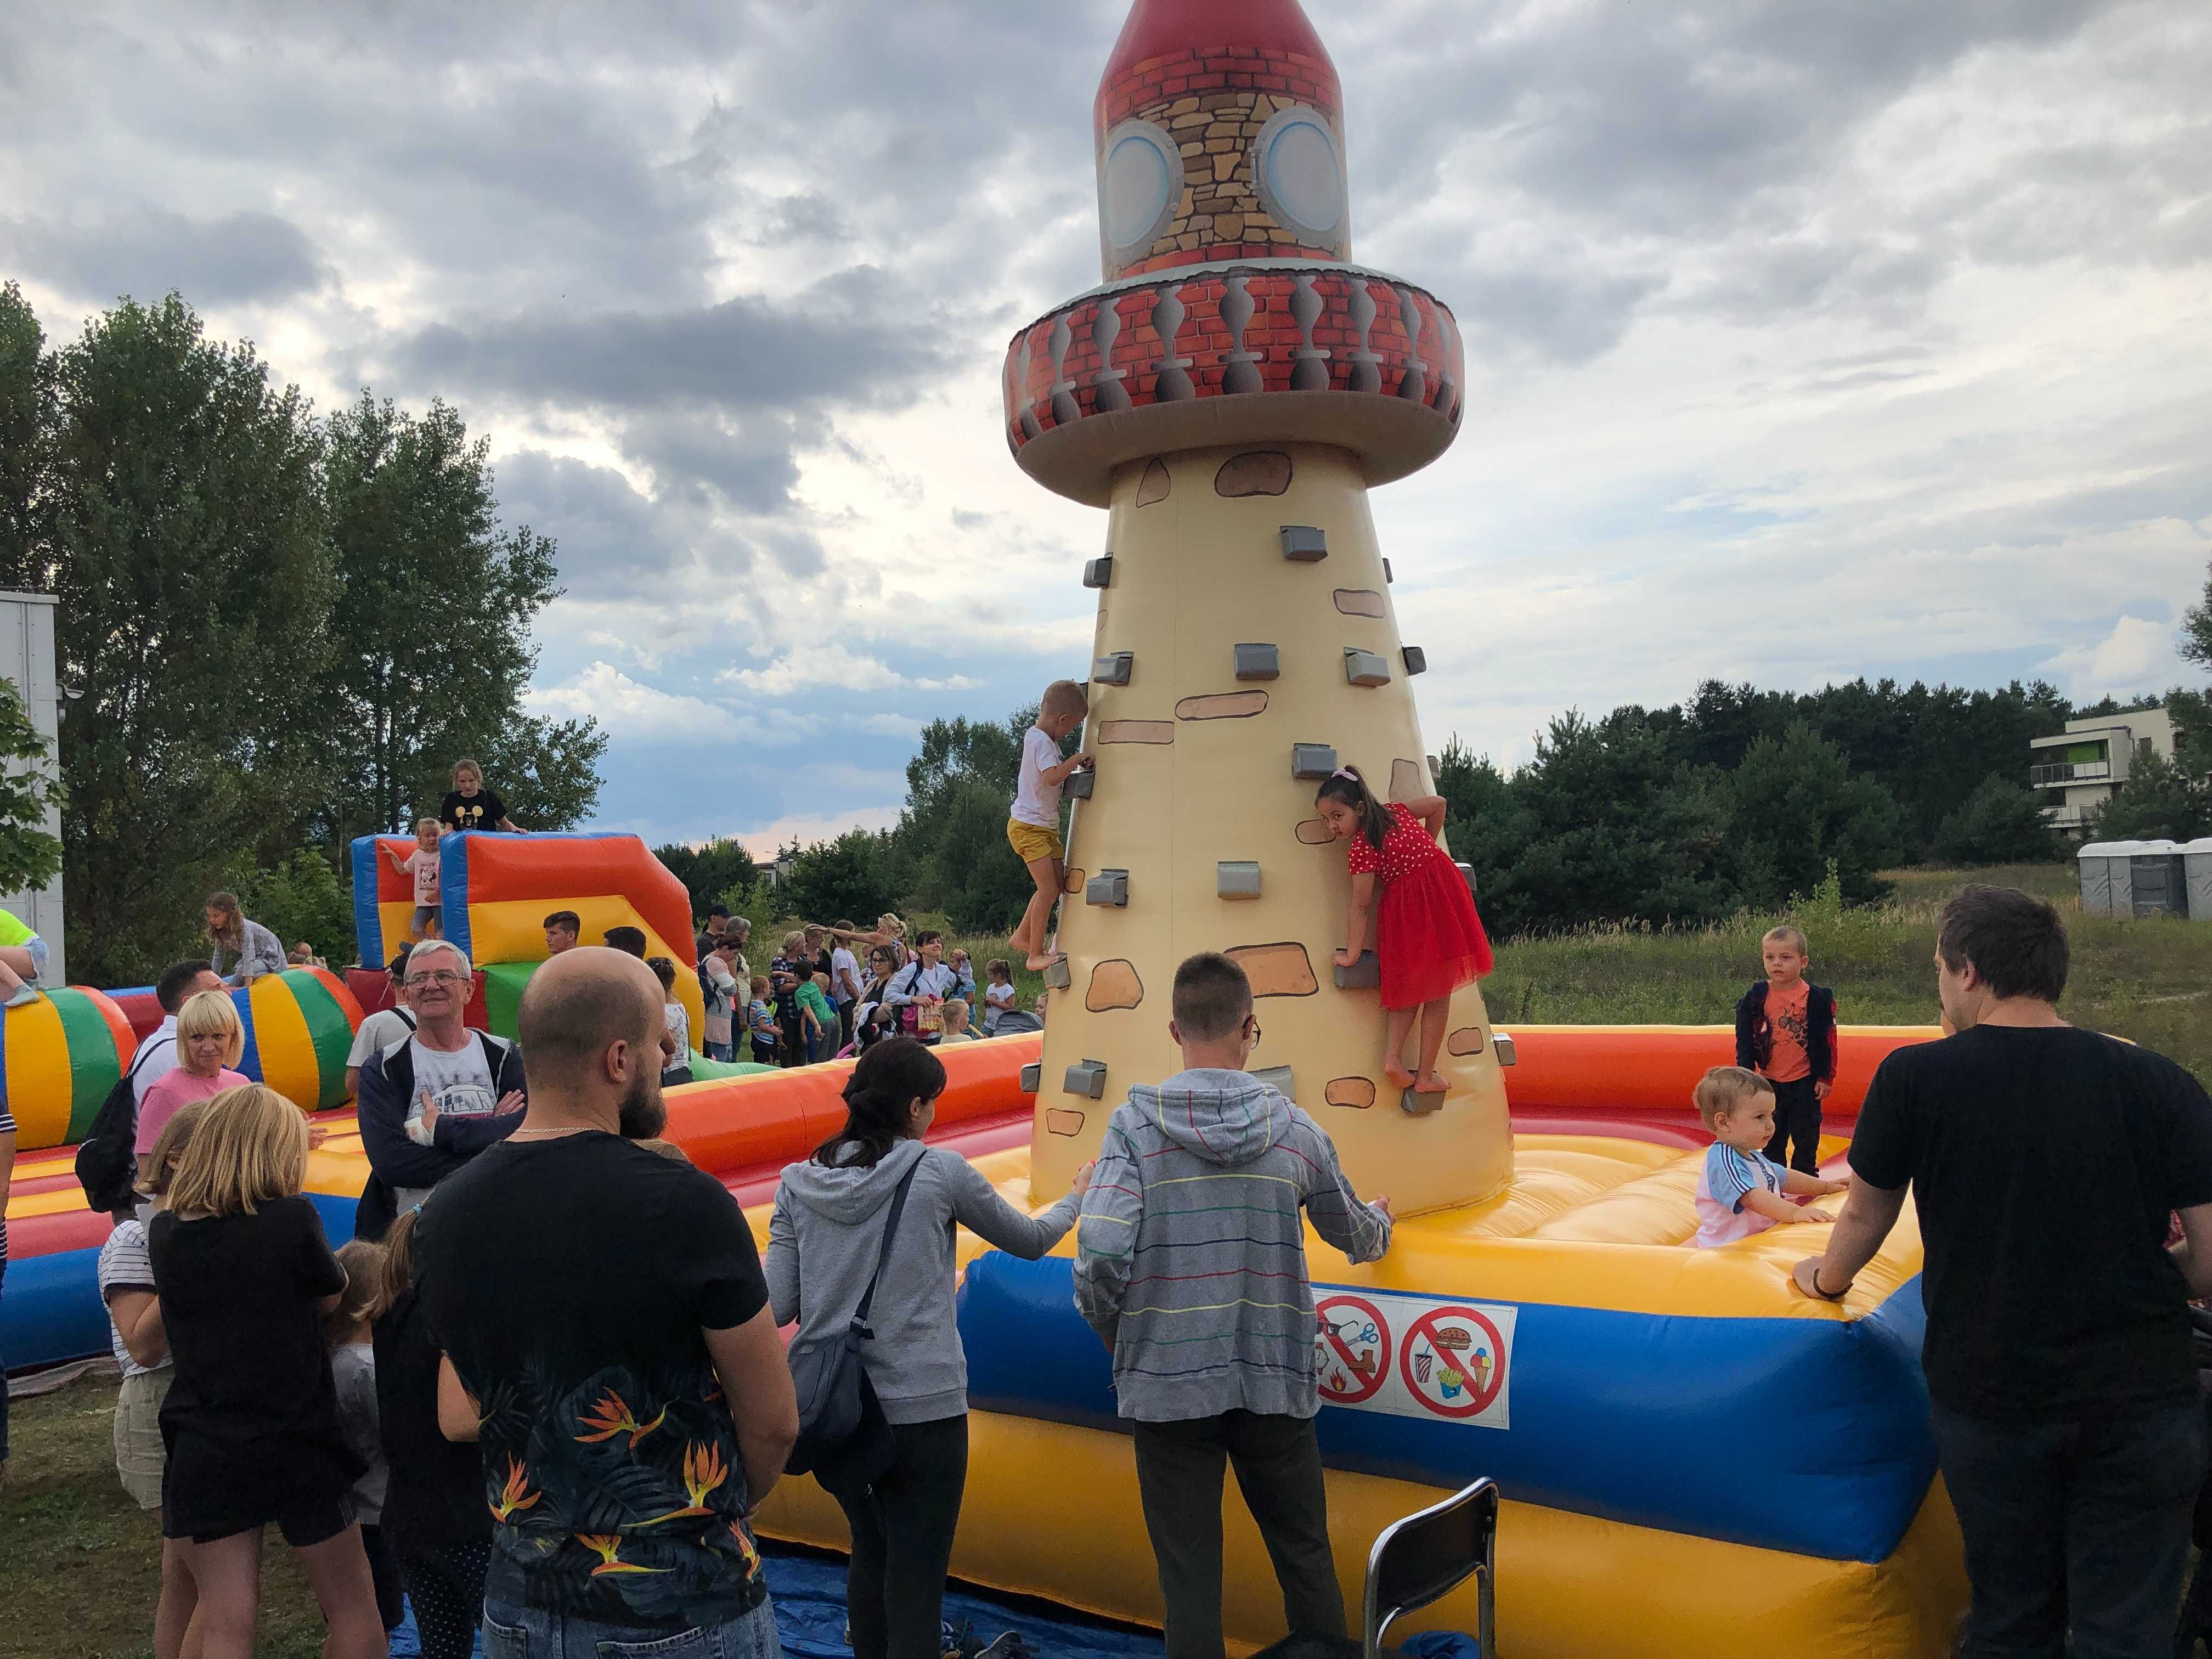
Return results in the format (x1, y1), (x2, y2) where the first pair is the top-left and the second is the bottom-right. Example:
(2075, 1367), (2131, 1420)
(0, 1373), (331, 1658)
(1482, 863), (2212, 1080)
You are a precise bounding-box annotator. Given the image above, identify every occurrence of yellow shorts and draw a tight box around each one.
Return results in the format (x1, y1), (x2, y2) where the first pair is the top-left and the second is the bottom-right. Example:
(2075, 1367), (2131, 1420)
(1007, 819), (1064, 865)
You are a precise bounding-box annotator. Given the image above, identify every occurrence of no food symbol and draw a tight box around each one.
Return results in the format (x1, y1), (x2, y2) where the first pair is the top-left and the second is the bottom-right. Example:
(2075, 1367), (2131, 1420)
(1313, 1294), (1391, 1406)
(1400, 1304), (1508, 1420)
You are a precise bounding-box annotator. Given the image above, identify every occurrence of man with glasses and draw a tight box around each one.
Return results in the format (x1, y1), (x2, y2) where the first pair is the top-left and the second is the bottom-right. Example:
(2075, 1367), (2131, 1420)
(355, 938), (527, 1238)
(1074, 952), (1393, 1659)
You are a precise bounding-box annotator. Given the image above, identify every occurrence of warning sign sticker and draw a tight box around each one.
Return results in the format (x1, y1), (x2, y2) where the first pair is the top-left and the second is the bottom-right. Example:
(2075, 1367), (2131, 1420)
(1313, 1294), (1391, 1405)
(1313, 1289), (1516, 1431)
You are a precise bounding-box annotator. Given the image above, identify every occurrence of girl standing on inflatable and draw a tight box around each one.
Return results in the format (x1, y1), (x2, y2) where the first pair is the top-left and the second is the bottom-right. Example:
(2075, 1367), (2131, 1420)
(1314, 766), (1493, 1095)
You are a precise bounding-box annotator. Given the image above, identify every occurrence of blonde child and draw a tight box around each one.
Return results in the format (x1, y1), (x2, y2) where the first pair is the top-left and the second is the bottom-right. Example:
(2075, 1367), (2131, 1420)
(981, 958), (1017, 1035)
(1312, 765), (1493, 1094)
(747, 974), (781, 1065)
(98, 1101), (206, 1659)
(384, 819), (444, 941)
(1733, 925), (1839, 1175)
(1008, 679), (1094, 970)
(326, 1238), (403, 1635)
(136, 990), (250, 1165)
(1692, 1067), (1849, 1248)
(148, 1083), (385, 1658)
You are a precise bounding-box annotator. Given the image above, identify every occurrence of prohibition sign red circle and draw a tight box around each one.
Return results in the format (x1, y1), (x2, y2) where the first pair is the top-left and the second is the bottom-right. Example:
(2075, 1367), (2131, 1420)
(1313, 1293), (1391, 1405)
(1398, 1305), (1506, 1419)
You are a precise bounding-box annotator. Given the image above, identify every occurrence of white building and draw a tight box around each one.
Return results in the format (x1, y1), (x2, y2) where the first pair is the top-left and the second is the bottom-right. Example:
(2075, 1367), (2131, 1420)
(2029, 706), (2176, 834)
(0, 591), (64, 983)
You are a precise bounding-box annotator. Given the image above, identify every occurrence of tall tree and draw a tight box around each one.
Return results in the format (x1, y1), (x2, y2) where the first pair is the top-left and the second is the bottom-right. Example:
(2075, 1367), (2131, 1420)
(0, 282), (55, 589)
(890, 705), (1044, 931)
(1722, 723), (1904, 905)
(315, 392), (601, 840)
(656, 838), (760, 921)
(49, 295), (336, 985)
(0, 676), (65, 896)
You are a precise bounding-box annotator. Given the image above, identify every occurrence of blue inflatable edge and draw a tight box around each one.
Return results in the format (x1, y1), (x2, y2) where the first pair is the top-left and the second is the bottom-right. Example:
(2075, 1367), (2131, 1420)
(439, 832), (473, 963)
(3, 1193), (363, 1376)
(957, 1251), (1934, 1565)
(349, 836), (383, 969)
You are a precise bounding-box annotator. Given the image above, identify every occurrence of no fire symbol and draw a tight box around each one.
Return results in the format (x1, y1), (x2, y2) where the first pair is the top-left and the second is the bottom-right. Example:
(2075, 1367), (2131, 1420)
(1313, 1294), (1391, 1406)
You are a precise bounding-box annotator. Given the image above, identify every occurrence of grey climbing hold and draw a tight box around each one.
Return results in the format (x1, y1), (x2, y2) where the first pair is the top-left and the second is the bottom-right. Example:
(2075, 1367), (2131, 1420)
(1062, 768), (1094, 800)
(1019, 1062), (1041, 1093)
(1086, 870), (1129, 907)
(1217, 860), (1261, 899)
(1400, 1084), (1446, 1116)
(1280, 525), (1328, 562)
(1234, 642), (1280, 681)
(1291, 743), (1338, 779)
(1344, 648), (1391, 687)
(1042, 957), (1072, 990)
(1402, 646), (1427, 675)
(1064, 1059), (1108, 1099)
(1383, 557), (1394, 583)
(1084, 556), (1114, 590)
(1093, 651), (1133, 686)
(1333, 950), (1381, 990)
(1251, 1064), (1295, 1102)
(1456, 861), (1477, 896)
(1493, 1032), (1517, 1068)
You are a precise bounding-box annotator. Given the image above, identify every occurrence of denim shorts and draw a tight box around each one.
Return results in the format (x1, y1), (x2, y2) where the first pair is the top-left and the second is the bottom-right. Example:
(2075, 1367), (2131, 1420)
(21, 933), (46, 980)
(483, 1596), (781, 1659)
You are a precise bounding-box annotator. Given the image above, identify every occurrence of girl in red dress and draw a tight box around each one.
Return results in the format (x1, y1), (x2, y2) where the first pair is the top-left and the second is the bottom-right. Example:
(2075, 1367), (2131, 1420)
(1314, 766), (1494, 1093)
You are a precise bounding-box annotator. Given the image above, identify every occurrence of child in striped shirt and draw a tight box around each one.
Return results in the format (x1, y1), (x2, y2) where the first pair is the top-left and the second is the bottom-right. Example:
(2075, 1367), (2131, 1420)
(1692, 1067), (1849, 1248)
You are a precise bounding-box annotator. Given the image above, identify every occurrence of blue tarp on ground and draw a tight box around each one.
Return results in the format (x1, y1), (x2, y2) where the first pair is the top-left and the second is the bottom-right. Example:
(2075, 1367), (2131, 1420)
(379, 1548), (1167, 1658)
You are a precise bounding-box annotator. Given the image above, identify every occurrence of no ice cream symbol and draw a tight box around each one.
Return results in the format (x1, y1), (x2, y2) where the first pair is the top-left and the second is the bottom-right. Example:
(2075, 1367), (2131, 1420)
(1401, 1305), (1508, 1419)
(1313, 1294), (1391, 1406)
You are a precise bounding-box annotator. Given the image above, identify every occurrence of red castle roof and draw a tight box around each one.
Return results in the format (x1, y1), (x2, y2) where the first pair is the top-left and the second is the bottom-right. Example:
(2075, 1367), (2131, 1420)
(1094, 0), (1340, 134)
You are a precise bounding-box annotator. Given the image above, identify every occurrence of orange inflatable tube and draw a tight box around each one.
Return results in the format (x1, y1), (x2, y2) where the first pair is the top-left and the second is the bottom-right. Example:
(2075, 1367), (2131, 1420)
(1501, 1023), (1941, 1126)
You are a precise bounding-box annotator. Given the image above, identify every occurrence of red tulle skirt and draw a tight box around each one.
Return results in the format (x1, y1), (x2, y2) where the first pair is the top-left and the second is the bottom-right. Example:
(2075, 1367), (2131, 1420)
(1376, 858), (1494, 1011)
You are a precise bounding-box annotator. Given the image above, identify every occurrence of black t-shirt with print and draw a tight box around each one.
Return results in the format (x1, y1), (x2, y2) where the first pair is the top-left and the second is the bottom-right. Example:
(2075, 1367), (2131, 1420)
(1850, 1024), (2212, 1420)
(441, 788), (508, 832)
(414, 1134), (772, 1629)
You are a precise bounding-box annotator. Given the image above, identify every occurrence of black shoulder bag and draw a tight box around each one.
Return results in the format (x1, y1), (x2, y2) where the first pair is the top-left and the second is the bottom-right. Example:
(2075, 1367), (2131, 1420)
(783, 1156), (920, 1485)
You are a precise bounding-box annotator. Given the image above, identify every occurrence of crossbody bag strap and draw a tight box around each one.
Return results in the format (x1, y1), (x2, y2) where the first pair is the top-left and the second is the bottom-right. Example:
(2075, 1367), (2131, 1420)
(852, 1156), (923, 1330)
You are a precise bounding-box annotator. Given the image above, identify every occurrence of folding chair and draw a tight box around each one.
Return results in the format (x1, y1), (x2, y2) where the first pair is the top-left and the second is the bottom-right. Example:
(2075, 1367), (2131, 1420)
(1362, 1477), (1499, 1659)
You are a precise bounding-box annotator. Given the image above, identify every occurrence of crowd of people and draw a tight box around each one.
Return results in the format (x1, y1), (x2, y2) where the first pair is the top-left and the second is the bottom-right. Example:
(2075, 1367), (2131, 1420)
(2, 723), (2208, 1659)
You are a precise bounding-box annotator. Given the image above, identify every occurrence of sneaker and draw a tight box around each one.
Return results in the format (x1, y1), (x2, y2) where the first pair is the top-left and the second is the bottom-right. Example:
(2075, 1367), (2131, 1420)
(4, 983), (39, 1008)
(974, 1636), (1039, 1659)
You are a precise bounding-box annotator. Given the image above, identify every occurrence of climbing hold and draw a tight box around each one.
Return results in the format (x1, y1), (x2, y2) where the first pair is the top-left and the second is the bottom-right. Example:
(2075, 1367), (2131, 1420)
(1402, 646), (1427, 675)
(1334, 950), (1381, 989)
(1234, 642), (1280, 681)
(1280, 525), (1328, 562)
(1084, 556), (1114, 589)
(1291, 743), (1338, 778)
(1085, 870), (1129, 907)
(1093, 651), (1133, 686)
(1344, 648), (1391, 687)
(1063, 1059), (1108, 1099)
(1217, 860), (1261, 899)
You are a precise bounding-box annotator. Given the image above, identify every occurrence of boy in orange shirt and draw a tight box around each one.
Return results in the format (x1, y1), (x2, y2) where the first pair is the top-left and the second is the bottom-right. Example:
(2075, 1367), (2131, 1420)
(1733, 925), (1838, 1173)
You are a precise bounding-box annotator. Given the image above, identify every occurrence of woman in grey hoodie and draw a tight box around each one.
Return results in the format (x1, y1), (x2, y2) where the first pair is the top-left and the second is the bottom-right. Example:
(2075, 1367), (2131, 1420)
(767, 1039), (1092, 1659)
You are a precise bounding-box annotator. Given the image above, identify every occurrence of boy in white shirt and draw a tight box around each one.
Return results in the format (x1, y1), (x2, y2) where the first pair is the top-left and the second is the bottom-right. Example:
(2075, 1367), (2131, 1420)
(1007, 679), (1093, 972)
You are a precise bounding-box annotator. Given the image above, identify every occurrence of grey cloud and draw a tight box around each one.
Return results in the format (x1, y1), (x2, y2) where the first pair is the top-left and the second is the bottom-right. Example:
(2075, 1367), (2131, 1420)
(383, 269), (956, 415)
(493, 449), (717, 601)
(5, 208), (325, 305)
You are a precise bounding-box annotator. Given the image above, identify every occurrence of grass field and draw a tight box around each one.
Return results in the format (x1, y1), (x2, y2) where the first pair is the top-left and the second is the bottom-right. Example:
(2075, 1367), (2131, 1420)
(1482, 862), (2212, 1080)
(0, 1372), (331, 1658)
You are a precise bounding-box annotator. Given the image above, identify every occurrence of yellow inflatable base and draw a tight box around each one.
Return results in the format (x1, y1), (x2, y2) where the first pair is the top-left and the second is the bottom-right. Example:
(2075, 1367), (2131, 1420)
(759, 1410), (1968, 1659)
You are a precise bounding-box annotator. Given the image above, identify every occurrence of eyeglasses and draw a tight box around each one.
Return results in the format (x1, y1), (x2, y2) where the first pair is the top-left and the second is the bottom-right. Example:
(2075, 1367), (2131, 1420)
(1245, 1018), (1262, 1041)
(405, 970), (466, 987)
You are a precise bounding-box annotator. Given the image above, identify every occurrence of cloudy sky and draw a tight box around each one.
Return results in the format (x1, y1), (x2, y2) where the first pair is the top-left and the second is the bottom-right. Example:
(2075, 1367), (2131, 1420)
(4, 1), (2207, 851)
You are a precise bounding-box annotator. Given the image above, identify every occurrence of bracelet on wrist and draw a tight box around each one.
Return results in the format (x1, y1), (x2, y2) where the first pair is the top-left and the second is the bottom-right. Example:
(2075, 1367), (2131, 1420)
(1810, 1266), (1850, 1300)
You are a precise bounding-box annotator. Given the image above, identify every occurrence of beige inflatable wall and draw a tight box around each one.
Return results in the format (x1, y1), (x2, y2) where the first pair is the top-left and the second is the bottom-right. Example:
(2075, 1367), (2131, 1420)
(1031, 441), (1514, 1216)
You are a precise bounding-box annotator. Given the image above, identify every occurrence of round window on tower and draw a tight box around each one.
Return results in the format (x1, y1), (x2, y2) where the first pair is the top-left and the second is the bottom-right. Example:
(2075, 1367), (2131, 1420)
(1253, 105), (1347, 244)
(1099, 118), (1185, 258)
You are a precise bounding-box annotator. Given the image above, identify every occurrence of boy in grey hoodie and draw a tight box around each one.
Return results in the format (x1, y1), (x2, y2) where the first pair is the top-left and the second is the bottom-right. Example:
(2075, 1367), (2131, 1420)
(1074, 953), (1393, 1659)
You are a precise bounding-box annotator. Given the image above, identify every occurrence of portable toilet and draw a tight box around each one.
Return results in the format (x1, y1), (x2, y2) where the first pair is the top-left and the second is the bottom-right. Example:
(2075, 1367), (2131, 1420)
(2075, 840), (2140, 917)
(2129, 839), (2187, 918)
(2183, 837), (2212, 921)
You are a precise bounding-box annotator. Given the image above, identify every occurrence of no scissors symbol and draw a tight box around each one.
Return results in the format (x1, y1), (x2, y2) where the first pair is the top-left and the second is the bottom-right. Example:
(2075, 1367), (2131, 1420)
(1313, 1294), (1391, 1406)
(1400, 1305), (1509, 1421)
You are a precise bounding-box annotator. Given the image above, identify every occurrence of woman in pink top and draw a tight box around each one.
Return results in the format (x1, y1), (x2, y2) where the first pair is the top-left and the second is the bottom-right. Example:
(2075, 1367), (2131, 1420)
(136, 990), (250, 1156)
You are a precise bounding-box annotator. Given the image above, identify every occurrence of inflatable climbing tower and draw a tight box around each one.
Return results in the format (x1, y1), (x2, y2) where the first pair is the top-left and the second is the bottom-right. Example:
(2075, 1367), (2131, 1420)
(1006, 0), (1510, 1215)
